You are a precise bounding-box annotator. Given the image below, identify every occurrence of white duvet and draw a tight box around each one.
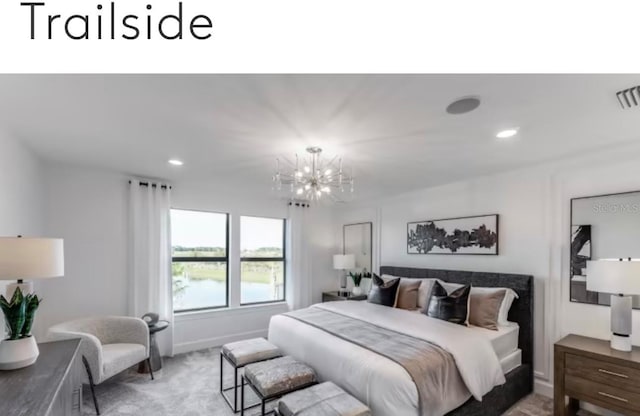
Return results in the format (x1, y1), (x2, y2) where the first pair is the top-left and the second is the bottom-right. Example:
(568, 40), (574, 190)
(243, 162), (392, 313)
(268, 301), (505, 416)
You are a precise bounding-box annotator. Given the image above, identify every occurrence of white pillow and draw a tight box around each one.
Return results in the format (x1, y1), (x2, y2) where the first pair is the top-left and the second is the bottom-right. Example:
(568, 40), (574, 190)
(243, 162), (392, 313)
(380, 275), (437, 310)
(439, 281), (519, 326)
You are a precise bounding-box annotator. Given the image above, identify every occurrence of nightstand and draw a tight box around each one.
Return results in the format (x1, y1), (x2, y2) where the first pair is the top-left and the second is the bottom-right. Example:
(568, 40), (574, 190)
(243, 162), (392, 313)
(322, 291), (368, 302)
(554, 334), (640, 416)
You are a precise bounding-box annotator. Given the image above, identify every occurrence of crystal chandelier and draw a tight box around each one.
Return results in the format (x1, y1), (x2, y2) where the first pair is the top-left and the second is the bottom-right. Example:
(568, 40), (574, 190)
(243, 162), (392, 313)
(273, 146), (354, 201)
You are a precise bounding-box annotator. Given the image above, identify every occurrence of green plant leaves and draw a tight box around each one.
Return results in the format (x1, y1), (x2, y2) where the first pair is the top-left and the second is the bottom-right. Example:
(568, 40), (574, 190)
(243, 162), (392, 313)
(22, 293), (42, 337)
(0, 287), (41, 340)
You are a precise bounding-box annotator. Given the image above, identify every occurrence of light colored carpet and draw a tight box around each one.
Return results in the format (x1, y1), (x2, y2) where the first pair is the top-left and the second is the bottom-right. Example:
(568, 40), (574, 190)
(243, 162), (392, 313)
(83, 347), (554, 415)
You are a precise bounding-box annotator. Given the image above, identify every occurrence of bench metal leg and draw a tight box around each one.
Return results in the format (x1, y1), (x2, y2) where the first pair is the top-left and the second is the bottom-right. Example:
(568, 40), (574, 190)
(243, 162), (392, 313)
(241, 375), (246, 416)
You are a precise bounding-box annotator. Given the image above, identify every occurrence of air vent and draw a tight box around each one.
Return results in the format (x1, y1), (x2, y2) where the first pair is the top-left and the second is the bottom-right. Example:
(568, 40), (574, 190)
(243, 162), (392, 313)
(616, 86), (640, 109)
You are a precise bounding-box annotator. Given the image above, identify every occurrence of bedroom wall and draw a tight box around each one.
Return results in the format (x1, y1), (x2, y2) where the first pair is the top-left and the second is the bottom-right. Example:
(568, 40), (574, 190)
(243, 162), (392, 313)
(0, 131), (45, 338)
(34, 162), (335, 351)
(331, 141), (640, 398)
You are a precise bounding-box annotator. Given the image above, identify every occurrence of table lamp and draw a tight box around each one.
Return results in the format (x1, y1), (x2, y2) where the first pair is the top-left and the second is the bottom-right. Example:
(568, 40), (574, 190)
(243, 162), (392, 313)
(586, 259), (640, 352)
(0, 237), (64, 369)
(333, 254), (355, 294)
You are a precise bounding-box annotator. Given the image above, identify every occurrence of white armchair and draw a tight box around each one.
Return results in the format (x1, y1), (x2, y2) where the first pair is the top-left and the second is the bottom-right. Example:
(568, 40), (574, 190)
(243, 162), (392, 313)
(48, 316), (152, 415)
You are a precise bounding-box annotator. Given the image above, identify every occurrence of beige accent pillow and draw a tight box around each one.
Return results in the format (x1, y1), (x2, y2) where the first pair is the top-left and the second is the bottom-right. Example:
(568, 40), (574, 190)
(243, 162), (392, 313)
(468, 290), (506, 330)
(381, 275), (437, 310)
(394, 279), (422, 310)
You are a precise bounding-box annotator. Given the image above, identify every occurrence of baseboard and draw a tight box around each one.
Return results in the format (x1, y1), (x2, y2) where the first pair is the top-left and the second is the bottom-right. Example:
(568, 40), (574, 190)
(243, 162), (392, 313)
(173, 329), (268, 355)
(534, 378), (553, 398)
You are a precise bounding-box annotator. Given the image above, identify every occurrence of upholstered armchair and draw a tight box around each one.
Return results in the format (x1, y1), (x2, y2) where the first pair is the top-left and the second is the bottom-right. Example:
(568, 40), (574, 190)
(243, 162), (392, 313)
(48, 316), (153, 415)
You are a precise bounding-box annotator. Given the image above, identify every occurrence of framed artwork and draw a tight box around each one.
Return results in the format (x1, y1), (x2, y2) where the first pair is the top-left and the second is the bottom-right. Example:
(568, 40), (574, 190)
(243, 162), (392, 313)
(407, 214), (498, 255)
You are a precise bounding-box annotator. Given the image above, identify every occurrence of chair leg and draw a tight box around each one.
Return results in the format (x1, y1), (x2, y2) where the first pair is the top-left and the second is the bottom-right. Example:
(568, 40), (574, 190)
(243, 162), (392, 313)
(82, 355), (101, 415)
(146, 357), (155, 380)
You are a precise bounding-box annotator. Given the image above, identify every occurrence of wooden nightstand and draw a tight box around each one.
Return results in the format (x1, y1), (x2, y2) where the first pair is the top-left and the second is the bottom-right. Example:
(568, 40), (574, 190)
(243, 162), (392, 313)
(322, 291), (368, 302)
(554, 334), (640, 416)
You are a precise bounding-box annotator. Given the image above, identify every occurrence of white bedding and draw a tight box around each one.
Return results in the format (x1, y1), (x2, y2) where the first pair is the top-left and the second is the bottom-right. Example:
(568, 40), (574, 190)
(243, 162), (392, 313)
(269, 301), (506, 416)
(468, 323), (520, 360)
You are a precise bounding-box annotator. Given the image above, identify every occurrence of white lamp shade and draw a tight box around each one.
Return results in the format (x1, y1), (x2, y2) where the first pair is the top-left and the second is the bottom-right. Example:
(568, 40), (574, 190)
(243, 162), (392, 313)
(586, 260), (640, 295)
(333, 254), (355, 270)
(0, 238), (64, 280)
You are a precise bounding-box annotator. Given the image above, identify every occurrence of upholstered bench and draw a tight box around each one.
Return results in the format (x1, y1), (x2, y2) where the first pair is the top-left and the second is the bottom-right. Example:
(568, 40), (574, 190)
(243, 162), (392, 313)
(277, 382), (371, 416)
(220, 338), (282, 412)
(241, 356), (317, 416)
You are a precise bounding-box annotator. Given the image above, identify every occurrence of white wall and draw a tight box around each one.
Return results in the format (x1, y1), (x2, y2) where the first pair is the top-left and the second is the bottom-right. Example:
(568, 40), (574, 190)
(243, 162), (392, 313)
(35, 165), (334, 352)
(35, 164), (130, 340)
(0, 131), (44, 237)
(331, 141), (640, 398)
(0, 131), (45, 337)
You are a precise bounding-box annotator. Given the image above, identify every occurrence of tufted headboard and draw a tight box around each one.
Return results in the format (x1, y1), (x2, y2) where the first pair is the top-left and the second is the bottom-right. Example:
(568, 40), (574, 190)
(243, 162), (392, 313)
(379, 266), (534, 369)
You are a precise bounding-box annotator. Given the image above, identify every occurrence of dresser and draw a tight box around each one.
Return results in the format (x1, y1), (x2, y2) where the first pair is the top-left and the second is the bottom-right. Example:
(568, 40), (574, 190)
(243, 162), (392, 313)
(554, 334), (640, 416)
(0, 339), (83, 416)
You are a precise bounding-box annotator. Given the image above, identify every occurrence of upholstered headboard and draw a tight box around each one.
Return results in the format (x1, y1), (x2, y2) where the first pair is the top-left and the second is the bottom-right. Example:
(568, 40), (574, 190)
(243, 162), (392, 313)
(379, 266), (534, 369)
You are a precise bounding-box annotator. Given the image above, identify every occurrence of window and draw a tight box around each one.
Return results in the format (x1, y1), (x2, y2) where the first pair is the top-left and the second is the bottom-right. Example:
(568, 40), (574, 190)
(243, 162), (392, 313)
(171, 209), (229, 312)
(240, 216), (286, 305)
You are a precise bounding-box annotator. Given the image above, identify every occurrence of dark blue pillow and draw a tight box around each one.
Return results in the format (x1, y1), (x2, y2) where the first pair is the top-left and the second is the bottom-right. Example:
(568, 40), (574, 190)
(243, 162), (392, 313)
(367, 273), (400, 307)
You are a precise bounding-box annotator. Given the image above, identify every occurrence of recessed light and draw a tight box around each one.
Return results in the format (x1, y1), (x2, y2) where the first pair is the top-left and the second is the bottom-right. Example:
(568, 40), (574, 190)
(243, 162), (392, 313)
(168, 159), (184, 166)
(496, 129), (518, 139)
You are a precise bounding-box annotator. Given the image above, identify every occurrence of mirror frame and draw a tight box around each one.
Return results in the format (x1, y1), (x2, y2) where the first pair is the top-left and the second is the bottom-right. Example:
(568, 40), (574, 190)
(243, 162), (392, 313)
(569, 189), (640, 308)
(343, 222), (373, 273)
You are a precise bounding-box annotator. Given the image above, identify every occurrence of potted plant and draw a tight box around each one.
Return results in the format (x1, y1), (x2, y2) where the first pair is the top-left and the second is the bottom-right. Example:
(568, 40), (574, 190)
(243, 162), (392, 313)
(349, 272), (364, 296)
(0, 287), (42, 370)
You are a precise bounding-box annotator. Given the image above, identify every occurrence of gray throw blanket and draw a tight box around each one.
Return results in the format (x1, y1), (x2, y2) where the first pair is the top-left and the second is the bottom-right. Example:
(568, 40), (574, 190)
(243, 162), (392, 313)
(284, 307), (468, 416)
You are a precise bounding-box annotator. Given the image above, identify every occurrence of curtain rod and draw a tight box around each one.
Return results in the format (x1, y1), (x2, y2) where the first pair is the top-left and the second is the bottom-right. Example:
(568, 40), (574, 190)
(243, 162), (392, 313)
(289, 201), (310, 208)
(128, 180), (172, 190)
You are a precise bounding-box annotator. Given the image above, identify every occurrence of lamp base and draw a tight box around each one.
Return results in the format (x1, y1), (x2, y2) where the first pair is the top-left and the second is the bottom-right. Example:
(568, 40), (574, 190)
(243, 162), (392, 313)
(610, 294), (633, 352)
(611, 334), (632, 352)
(0, 336), (39, 370)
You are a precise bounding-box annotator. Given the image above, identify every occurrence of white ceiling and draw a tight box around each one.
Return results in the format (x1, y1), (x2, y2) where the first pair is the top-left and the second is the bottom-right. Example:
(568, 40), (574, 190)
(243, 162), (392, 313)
(0, 74), (638, 200)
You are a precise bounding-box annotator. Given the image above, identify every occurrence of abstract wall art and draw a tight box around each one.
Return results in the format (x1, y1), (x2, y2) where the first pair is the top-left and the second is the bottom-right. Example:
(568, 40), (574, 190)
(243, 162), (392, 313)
(407, 214), (499, 255)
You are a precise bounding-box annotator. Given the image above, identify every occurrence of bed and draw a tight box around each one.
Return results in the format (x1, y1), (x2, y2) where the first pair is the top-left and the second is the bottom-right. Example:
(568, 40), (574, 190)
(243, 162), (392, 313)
(268, 266), (533, 416)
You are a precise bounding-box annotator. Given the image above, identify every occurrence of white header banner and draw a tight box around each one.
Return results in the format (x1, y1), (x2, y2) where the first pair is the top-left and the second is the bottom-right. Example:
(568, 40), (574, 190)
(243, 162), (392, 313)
(0, 0), (638, 73)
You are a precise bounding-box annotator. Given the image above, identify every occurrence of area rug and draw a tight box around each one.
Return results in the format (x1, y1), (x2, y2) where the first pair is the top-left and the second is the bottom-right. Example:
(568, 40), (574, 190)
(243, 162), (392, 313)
(83, 347), (556, 416)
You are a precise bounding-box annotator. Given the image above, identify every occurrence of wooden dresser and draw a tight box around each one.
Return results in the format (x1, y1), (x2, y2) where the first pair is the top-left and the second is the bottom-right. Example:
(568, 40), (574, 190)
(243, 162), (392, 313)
(555, 334), (640, 416)
(0, 339), (83, 416)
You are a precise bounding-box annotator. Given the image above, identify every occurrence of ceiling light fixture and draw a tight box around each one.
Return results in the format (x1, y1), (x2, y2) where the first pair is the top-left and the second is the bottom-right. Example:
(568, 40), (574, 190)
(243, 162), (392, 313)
(273, 146), (354, 202)
(168, 159), (184, 166)
(446, 97), (481, 115)
(496, 129), (519, 139)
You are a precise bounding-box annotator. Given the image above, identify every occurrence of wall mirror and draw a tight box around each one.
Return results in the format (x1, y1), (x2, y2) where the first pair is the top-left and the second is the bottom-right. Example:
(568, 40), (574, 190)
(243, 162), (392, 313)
(570, 190), (640, 308)
(343, 222), (372, 274)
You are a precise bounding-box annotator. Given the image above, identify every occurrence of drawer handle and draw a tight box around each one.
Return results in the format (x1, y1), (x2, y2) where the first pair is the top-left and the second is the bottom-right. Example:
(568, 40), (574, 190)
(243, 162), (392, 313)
(598, 368), (629, 379)
(598, 392), (628, 403)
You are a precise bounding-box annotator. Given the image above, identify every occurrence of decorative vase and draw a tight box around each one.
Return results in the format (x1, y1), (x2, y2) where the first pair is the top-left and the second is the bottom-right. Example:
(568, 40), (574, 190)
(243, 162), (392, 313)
(0, 336), (39, 370)
(352, 286), (364, 296)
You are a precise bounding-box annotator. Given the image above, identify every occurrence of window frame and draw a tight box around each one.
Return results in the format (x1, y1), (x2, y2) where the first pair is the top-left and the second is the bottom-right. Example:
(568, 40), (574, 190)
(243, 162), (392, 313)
(171, 208), (230, 313)
(239, 215), (287, 306)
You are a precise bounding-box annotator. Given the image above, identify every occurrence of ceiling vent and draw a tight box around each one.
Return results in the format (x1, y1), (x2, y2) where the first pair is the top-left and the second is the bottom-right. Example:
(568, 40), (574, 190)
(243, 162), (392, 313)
(616, 86), (640, 109)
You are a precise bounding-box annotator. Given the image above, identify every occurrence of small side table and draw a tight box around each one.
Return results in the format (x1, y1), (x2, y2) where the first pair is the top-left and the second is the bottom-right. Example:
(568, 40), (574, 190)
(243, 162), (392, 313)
(322, 291), (368, 302)
(138, 320), (169, 374)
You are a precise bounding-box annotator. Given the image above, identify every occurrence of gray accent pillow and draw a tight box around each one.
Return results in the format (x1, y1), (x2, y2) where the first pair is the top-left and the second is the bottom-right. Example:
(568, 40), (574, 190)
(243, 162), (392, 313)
(367, 273), (400, 307)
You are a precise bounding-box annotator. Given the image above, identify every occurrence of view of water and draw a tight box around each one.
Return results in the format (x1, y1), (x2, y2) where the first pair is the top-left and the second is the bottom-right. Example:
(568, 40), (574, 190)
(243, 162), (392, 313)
(174, 279), (280, 310)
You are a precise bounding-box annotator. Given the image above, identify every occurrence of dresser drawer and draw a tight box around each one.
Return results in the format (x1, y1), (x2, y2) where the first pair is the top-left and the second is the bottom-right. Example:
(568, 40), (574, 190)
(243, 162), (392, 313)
(566, 375), (640, 414)
(565, 353), (640, 394)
